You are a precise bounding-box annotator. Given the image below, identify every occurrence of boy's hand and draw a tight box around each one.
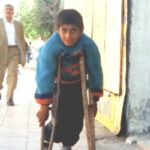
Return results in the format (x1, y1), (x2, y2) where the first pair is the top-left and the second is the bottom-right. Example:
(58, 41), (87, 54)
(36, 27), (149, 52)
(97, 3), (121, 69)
(36, 105), (49, 127)
(93, 102), (97, 117)
(88, 101), (97, 117)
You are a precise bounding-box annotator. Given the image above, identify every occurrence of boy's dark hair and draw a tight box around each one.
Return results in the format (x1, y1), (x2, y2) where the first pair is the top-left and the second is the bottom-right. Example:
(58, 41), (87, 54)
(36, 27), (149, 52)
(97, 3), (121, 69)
(56, 9), (84, 31)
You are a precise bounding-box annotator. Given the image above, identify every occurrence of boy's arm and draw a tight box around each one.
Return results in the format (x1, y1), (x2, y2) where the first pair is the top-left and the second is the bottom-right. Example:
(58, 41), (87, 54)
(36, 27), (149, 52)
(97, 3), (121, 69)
(34, 40), (58, 125)
(35, 42), (57, 103)
(84, 41), (103, 102)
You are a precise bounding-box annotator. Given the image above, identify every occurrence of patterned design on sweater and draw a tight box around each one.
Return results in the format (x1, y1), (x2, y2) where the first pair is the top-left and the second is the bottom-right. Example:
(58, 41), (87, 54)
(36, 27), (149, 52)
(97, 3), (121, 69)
(61, 54), (81, 81)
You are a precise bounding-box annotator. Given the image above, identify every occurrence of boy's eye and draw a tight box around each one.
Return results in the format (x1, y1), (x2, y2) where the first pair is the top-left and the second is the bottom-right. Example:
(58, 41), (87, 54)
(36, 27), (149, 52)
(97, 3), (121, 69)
(61, 28), (77, 33)
(70, 29), (76, 33)
(62, 29), (67, 33)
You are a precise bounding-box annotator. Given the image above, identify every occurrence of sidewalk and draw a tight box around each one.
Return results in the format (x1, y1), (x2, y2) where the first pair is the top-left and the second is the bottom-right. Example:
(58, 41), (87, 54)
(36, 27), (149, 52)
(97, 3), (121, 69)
(0, 68), (146, 150)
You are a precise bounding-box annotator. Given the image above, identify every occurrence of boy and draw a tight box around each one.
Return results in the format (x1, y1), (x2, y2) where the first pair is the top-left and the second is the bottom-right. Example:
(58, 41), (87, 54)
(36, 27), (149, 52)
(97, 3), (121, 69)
(35, 9), (103, 150)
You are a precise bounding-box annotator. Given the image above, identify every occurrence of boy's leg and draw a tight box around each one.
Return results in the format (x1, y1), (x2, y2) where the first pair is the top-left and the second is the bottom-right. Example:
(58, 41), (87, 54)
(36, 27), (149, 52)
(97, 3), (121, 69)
(42, 82), (83, 148)
(61, 145), (72, 150)
(56, 82), (84, 146)
(44, 122), (52, 143)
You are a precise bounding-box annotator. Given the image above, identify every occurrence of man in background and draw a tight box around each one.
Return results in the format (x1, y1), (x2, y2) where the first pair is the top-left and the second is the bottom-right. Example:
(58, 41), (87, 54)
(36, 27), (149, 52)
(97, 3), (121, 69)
(0, 4), (26, 106)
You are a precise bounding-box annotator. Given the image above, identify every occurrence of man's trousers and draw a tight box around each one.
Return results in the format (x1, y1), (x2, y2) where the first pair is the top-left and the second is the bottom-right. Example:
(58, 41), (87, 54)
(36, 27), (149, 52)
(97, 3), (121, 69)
(0, 46), (19, 100)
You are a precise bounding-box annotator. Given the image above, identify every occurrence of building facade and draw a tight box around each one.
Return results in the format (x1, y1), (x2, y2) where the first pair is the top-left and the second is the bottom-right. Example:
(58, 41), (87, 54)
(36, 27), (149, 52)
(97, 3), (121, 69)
(63, 0), (150, 136)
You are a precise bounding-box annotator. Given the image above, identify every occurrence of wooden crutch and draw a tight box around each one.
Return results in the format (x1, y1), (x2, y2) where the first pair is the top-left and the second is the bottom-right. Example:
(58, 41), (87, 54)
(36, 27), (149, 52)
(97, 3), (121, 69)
(79, 52), (96, 150)
(41, 125), (45, 150)
(40, 54), (63, 150)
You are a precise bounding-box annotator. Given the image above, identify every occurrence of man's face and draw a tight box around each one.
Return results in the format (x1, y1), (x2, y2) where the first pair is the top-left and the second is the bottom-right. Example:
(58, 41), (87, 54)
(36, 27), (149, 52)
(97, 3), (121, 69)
(58, 24), (82, 46)
(4, 6), (14, 21)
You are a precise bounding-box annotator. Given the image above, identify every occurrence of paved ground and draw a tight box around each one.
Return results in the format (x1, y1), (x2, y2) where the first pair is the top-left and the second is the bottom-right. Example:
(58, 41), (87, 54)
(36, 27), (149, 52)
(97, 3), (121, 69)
(0, 67), (147, 150)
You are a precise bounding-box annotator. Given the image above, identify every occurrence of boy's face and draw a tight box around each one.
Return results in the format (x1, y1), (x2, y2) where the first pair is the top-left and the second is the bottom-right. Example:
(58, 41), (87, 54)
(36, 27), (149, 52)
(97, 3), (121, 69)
(58, 24), (82, 46)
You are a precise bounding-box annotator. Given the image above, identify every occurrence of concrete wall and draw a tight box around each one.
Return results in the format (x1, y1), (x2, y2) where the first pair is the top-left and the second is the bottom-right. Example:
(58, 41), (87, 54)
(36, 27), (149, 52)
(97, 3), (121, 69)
(126, 0), (150, 134)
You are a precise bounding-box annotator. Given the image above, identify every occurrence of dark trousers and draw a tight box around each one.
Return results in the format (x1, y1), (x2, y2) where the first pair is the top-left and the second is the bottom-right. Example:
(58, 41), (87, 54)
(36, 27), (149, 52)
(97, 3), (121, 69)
(45, 81), (84, 146)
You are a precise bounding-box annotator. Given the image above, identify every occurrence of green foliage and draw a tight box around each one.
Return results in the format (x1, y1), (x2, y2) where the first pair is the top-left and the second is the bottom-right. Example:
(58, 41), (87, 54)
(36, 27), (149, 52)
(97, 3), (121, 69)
(16, 0), (62, 40)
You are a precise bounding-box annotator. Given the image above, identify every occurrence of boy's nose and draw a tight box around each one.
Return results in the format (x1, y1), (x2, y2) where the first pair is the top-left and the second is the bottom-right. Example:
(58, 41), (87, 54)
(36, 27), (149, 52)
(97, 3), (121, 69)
(65, 31), (72, 38)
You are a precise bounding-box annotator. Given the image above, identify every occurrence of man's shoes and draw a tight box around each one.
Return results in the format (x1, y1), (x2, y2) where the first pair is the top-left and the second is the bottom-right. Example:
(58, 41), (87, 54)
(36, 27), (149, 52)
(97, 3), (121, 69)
(61, 145), (72, 150)
(7, 100), (14, 106)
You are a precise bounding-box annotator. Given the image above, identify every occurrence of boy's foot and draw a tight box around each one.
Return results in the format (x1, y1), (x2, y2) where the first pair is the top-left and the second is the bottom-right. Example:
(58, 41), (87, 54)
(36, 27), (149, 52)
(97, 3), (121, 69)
(43, 140), (49, 148)
(44, 122), (52, 143)
(61, 145), (72, 150)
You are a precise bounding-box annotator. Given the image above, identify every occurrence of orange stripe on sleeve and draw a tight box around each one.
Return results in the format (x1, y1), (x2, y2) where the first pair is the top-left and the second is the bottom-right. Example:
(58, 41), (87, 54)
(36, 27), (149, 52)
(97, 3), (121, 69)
(36, 98), (52, 105)
(91, 91), (103, 97)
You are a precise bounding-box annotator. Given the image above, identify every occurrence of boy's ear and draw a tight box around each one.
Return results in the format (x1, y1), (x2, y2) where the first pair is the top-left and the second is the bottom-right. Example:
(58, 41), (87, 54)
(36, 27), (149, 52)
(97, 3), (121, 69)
(80, 29), (84, 34)
(81, 27), (84, 33)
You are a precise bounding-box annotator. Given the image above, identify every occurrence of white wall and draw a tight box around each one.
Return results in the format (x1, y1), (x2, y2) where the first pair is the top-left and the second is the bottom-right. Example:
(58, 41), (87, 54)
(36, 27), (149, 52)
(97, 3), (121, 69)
(126, 0), (150, 134)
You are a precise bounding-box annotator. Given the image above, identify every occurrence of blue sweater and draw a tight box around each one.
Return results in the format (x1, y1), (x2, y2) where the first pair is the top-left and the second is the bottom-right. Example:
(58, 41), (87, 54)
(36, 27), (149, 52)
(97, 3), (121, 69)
(35, 32), (103, 103)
